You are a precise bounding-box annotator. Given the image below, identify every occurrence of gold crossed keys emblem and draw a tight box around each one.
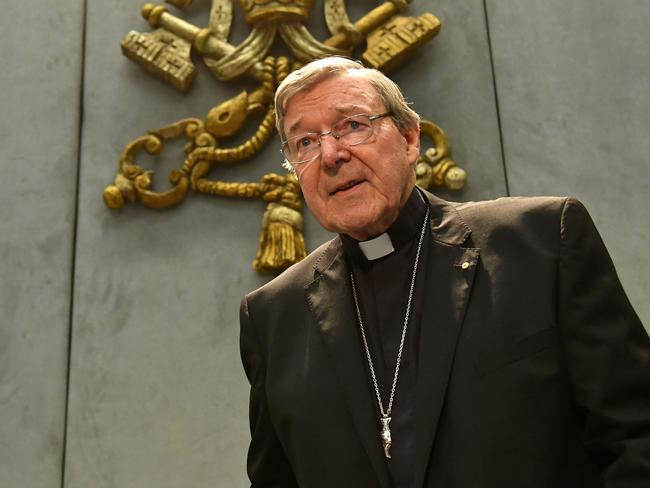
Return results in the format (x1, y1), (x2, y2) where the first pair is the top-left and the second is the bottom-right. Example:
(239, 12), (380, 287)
(103, 0), (467, 273)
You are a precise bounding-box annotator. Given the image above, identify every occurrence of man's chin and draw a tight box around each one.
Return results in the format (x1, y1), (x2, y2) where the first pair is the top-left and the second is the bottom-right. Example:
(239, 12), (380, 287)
(330, 213), (395, 241)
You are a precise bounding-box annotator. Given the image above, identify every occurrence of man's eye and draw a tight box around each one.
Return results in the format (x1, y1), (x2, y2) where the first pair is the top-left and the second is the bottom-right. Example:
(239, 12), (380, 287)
(340, 117), (369, 132)
(297, 137), (313, 149)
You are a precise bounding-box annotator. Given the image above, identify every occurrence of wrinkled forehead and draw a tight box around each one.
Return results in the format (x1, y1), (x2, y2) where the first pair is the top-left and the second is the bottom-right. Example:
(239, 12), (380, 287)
(282, 72), (382, 134)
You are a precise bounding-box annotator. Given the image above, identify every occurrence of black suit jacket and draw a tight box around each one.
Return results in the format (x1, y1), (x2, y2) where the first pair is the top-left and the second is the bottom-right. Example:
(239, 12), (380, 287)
(240, 192), (650, 487)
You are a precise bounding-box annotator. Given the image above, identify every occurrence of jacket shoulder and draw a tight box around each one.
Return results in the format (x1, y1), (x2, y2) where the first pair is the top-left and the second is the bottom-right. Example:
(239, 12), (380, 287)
(244, 237), (340, 305)
(455, 195), (569, 219)
(455, 196), (574, 235)
(444, 196), (597, 252)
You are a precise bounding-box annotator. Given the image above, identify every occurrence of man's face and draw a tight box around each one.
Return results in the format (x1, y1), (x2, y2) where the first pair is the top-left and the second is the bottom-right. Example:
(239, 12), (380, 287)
(282, 73), (420, 241)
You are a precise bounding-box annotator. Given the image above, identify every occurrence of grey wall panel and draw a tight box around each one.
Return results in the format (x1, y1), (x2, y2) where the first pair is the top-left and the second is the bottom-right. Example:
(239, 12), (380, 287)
(398, 0), (507, 202)
(0, 1), (84, 487)
(66, 1), (504, 486)
(486, 0), (650, 328)
(66, 2), (271, 486)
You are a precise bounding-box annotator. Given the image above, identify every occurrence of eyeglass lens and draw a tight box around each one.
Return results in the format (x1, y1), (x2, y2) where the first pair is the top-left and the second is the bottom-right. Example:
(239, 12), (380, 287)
(282, 114), (384, 164)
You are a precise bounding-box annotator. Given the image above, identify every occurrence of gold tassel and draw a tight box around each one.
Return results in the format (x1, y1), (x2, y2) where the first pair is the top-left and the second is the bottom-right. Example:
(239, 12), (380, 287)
(253, 202), (307, 273)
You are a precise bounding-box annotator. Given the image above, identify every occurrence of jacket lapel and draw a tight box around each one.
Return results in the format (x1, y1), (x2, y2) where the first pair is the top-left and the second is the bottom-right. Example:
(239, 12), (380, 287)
(305, 240), (392, 488)
(413, 192), (480, 487)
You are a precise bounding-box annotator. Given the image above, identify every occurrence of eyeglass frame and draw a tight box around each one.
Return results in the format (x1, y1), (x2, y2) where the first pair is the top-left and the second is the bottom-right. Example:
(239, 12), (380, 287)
(280, 112), (392, 171)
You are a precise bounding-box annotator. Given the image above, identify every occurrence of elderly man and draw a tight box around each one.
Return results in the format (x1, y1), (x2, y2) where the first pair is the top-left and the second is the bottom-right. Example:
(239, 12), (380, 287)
(240, 57), (650, 487)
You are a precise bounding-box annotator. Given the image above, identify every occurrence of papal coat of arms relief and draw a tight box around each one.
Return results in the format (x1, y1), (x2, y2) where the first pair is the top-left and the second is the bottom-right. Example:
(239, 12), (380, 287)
(103, 0), (467, 273)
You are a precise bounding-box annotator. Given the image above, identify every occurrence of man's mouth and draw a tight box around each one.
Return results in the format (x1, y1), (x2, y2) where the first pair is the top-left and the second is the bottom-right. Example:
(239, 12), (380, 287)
(331, 180), (364, 195)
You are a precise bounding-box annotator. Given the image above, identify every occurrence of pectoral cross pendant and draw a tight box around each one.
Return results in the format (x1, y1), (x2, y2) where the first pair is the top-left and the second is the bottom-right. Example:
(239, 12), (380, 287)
(380, 416), (392, 459)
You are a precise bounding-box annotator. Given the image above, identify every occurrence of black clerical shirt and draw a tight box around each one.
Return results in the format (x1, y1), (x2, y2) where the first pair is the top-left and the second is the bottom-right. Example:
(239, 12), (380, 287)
(340, 188), (430, 488)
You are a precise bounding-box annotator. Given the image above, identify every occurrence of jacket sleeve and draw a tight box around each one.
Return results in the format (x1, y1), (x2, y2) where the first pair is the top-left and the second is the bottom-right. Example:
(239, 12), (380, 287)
(558, 198), (650, 485)
(240, 296), (299, 488)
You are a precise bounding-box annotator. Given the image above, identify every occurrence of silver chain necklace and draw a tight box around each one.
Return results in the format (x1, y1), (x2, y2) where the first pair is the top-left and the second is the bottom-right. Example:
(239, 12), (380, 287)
(350, 205), (430, 459)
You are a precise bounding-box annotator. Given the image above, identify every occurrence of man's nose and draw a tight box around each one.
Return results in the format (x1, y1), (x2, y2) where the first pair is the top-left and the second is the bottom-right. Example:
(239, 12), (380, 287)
(319, 133), (349, 169)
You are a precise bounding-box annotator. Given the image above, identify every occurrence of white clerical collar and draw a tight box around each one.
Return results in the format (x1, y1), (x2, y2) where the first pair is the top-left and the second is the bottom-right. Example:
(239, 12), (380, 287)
(358, 232), (395, 261)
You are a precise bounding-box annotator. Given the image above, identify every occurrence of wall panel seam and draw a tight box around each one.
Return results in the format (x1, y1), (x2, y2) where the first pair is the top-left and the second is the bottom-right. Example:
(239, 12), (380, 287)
(61, 0), (88, 486)
(482, 0), (510, 196)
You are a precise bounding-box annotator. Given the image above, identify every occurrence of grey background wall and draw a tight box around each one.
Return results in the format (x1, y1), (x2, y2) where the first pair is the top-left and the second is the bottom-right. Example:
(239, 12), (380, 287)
(1, 1), (647, 486)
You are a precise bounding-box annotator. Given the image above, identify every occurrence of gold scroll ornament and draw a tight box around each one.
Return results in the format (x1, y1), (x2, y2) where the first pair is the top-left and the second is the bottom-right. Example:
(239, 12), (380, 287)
(104, 0), (467, 273)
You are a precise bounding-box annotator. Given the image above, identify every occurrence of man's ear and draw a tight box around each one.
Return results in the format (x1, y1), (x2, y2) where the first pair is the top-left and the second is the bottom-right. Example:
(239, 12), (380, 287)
(403, 122), (421, 166)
